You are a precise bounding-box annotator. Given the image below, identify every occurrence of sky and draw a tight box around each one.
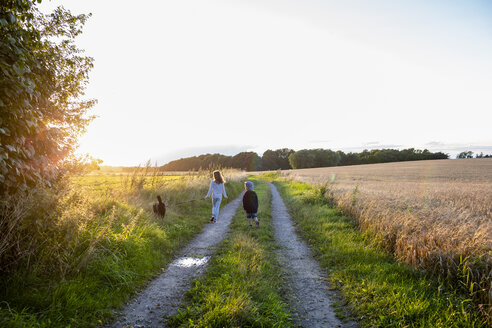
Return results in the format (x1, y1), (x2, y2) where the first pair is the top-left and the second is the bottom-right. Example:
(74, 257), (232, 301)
(39, 0), (492, 165)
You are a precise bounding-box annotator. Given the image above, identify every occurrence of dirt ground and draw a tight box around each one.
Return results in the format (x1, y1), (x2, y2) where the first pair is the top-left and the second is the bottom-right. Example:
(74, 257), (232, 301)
(106, 194), (243, 328)
(106, 183), (361, 327)
(269, 182), (358, 328)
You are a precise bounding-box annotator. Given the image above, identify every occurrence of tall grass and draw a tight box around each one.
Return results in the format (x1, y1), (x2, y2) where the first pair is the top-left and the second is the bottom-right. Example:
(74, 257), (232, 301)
(0, 168), (244, 327)
(169, 179), (292, 327)
(278, 159), (491, 319)
(269, 178), (487, 327)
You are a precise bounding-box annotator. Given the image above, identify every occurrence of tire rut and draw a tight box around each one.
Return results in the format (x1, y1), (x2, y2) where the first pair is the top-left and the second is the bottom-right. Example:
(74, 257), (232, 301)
(106, 193), (243, 328)
(269, 182), (358, 328)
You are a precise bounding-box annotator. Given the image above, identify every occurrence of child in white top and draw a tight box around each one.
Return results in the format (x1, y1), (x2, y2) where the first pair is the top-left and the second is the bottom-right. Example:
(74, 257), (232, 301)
(204, 170), (228, 223)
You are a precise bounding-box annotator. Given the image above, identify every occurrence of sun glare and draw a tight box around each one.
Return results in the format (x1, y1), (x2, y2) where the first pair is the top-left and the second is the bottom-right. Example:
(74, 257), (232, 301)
(36, 0), (492, 166)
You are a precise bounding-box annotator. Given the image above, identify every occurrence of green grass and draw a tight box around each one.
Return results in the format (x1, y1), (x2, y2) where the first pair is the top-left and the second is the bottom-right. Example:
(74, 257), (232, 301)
(0, 174), (244, 328)
(168, 179), (292, 327)
(266, 178), (487, 327)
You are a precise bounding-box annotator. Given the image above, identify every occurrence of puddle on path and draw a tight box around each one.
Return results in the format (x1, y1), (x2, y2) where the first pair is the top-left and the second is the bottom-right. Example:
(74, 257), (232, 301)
(173, 256), (210, 268)
(106, 194), (244, 328)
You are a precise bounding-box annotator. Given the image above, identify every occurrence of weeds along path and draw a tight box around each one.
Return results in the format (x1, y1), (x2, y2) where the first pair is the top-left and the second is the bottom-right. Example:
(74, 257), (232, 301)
(106, 193), (243, 328)
(269, 182), (358, 328)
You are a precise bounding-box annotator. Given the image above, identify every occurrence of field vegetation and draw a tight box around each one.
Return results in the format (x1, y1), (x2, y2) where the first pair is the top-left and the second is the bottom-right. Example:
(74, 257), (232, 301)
(277, 158), (491, 320)
(4, 1), (488, 325)
(169, 179), (292, 327)
(0, 168), (245, 327)
(264, 177), (487, 327)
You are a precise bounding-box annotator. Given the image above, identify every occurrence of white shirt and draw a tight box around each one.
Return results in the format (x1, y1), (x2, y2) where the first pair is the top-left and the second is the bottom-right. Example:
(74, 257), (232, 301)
(206, 181), (227, 198)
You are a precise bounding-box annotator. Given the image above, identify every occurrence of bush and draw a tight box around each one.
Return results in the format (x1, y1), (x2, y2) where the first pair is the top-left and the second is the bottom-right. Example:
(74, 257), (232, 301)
(0, 1), (95, 195)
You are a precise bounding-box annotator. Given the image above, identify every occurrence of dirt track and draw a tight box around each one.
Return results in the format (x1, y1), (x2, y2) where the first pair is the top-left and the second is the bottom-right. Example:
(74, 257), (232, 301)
(106, 183), (359, 327)
(106, 193), (243, 328)
(269, 182), (358, 328)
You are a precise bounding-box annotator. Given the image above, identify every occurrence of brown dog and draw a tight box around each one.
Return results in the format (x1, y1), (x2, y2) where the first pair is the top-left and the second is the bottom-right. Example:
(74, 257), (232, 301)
(153, 195), (166, 217)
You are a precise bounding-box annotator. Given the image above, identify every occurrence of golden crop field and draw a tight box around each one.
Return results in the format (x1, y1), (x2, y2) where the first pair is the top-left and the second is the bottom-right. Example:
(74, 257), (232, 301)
(281, 159), (492, 310)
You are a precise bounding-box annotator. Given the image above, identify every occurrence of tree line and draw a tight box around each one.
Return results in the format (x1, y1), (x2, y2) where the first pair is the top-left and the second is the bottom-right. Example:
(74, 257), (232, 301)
(159, 148), (450, 171)
(160, 152), (261, 171)
(456, 151), (492, 159)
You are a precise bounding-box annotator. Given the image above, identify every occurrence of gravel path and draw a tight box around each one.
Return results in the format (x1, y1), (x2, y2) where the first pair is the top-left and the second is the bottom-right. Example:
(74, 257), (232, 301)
(106, 193), (243, 328)
(269, 182), (358, 328)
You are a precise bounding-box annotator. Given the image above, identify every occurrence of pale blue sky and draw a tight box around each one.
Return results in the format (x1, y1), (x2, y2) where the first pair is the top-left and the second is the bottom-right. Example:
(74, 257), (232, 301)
(40, 0), (492, 165)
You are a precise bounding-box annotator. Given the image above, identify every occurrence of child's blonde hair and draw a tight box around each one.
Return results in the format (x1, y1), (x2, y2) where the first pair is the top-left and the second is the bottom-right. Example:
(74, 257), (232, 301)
(213, 170), (225, 184)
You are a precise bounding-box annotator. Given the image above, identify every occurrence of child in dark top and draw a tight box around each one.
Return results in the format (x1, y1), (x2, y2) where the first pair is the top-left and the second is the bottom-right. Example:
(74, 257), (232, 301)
(242, 181), (259, 228)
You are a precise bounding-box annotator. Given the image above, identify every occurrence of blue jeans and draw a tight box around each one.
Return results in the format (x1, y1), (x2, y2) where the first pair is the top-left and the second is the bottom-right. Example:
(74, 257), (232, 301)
(212, 197), (222, 219)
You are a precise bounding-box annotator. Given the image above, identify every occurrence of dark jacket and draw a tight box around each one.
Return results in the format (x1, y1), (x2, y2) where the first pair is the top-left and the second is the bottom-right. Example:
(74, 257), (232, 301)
(242, 190), (258, 213)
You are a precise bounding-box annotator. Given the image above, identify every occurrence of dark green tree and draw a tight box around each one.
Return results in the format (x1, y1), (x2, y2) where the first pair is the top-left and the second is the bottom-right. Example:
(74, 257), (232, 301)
(457, 151), (474, 159)
(340, 151), (360, 166)
(288, 148), (340, 169)
(231, 152), (261, 171)
(161, 153), (230, 171)
(261, 148), (294, 170)
(0, 1), (95, 195)
(160, 152), (261, 171)
(288, 149), (314, 169)
(313, 148), (340, 167)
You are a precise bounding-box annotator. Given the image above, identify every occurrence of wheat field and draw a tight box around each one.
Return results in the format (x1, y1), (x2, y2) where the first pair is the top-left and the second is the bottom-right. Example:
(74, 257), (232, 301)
(280, 159), (491, 313)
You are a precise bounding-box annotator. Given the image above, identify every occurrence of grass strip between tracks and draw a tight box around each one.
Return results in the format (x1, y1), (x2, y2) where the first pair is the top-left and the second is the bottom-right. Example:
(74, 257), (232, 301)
(169, 179), (292, 327)
(268, 177), (487, 327)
